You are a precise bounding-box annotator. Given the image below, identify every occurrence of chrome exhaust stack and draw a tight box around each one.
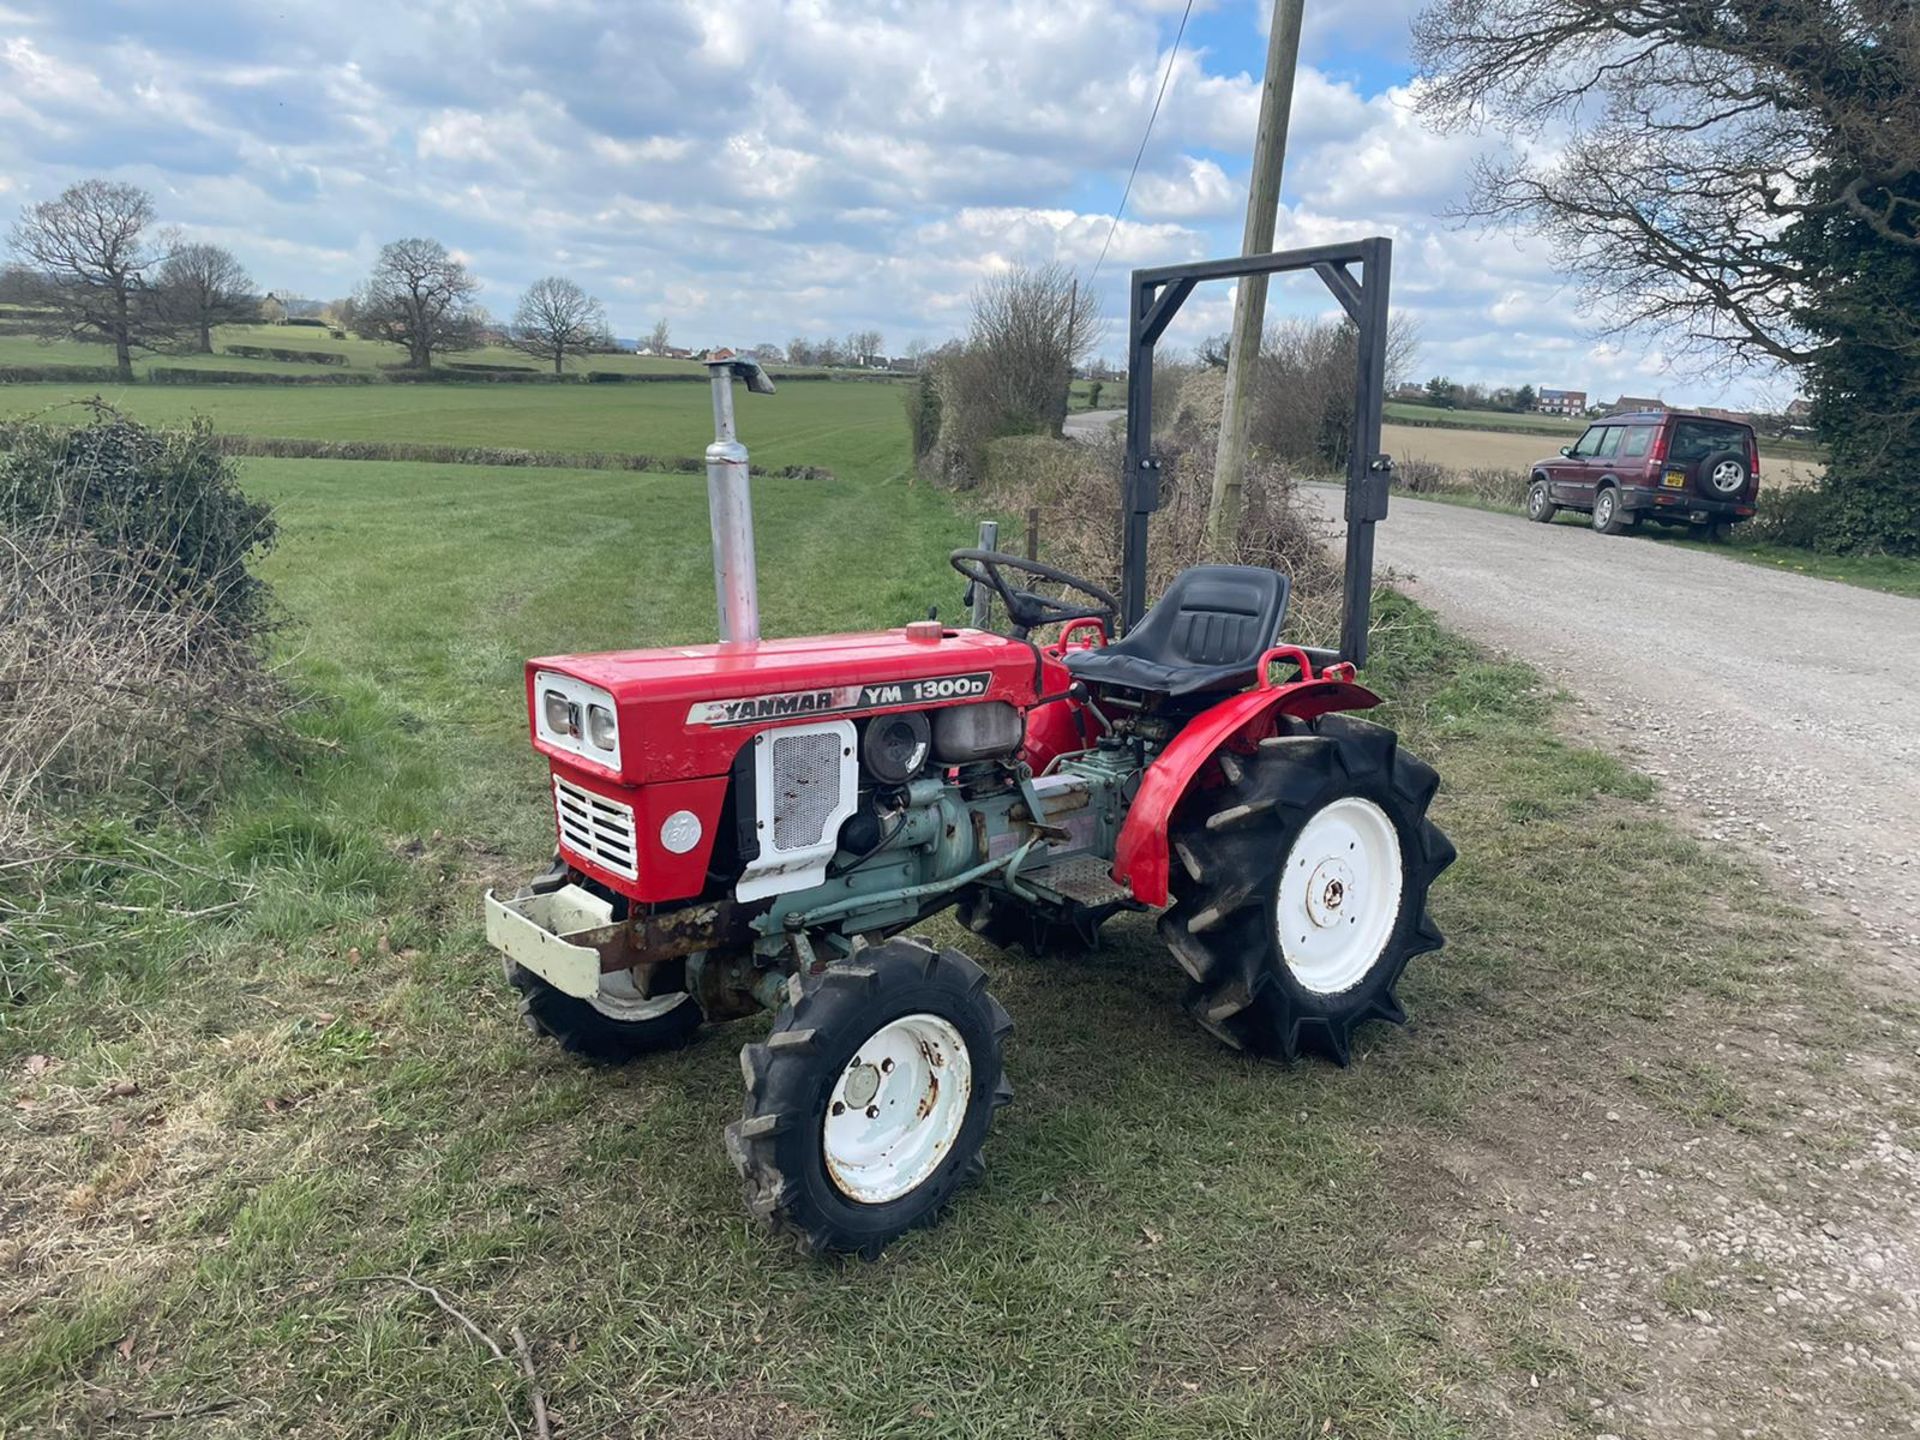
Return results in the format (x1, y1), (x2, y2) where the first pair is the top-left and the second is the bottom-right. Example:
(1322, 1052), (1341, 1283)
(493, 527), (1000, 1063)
(703, 355), (776, 644)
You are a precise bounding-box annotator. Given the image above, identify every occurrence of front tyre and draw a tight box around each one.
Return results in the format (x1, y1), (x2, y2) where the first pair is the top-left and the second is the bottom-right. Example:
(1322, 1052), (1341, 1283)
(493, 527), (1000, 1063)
(504, 957), (703, 1062)
(1525, 478), (1558, 523)
(726, 938), (1013, 1258)
(1160, 715), (1456, 1064)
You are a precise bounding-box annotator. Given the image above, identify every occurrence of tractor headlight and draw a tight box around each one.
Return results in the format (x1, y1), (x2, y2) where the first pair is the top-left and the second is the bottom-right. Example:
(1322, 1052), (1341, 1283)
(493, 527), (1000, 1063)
(543, 689), (576, 737)
(587, 703), (617, 752)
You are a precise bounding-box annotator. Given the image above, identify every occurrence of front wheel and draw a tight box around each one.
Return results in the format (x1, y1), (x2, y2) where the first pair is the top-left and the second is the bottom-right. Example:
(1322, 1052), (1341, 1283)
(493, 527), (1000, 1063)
(726, 938), (1013, 1258)
(1525, 478), (1558, 524)
(505, 957), (704, 1062)
(1160, 715), (1455, 1064)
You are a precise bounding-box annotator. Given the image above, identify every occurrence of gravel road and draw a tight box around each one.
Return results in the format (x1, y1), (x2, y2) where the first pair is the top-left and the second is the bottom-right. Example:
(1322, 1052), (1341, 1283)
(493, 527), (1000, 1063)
(1305, 486), (1920, 971)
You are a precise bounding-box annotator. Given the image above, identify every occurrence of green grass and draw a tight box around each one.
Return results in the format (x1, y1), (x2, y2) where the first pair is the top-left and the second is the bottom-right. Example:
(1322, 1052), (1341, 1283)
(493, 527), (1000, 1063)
(0, 398), (1882, 1436)
(0, 380), (911, 469)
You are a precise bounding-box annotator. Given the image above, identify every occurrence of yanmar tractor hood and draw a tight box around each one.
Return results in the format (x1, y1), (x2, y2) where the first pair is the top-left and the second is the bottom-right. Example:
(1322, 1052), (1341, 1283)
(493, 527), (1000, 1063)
(527, 626), (1041, 785)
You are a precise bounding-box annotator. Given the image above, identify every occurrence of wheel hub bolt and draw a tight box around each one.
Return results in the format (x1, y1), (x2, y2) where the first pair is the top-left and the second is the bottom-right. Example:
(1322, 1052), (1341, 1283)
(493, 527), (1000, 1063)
(865, 1105), (880, 1119)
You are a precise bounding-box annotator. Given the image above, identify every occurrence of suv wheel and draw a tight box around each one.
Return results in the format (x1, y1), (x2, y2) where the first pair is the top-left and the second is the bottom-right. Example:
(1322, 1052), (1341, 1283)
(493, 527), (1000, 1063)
(1591, 486), (1632, 536)
(1525, 478), (1558, 524)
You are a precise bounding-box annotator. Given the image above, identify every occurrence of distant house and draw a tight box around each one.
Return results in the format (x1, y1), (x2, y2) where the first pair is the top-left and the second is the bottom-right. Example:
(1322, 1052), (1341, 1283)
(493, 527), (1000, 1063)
(1535, 387), (1587, 416)
(1786, 398), (1813, 422)
(257, 294), (288, 325)
(1608, 395), (1666, 414)
(887, 356), (919, 373)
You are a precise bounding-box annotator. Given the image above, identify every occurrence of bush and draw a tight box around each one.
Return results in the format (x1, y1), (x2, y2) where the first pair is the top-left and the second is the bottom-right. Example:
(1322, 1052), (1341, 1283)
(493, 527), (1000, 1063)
(1744, 485), (1834, 550)
(0, 415), (282, 870)
(905, 369), (941, 461)
(447, 361), (537, 374)
(284, 317), (328, 328)
(205, 433), (833, 480)
(0, 364), (122, 384)
(147, 367), (372, 386)
(380, 367), (571, 384)
(222, 344), (347, 365)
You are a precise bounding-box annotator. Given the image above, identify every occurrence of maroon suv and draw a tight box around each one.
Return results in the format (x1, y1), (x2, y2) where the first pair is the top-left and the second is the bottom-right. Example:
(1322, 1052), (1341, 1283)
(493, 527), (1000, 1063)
(1524, 410), (1761, 539)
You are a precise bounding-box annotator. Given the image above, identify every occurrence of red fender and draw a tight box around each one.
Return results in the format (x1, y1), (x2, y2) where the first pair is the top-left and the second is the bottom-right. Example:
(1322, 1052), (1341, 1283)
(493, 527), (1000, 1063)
(1112, 674), (1382, 907)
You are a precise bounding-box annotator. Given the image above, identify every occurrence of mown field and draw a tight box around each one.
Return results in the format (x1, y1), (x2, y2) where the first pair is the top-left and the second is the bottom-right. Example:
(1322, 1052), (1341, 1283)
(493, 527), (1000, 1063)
(3, 376), (1911, 1437)
(0, 381), (910, 472)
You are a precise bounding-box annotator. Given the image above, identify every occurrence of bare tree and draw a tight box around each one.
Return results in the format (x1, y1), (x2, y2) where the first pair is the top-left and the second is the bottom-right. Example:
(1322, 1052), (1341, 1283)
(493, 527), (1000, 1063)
(787, 336), (816, 366)
(846, 329), (885, 366)
(507, 276), (610, 375)
(6, 179), (177, 380)
(966, 263), (1101, 437)
(646, 317), (671, 355)
(157, 242), (256, 354)
(350, 238), (480, 369)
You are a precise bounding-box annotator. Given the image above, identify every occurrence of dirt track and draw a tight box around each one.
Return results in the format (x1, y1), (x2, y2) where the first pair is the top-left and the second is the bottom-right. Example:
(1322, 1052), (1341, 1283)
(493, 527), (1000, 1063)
(1309, 486), (1920, 968)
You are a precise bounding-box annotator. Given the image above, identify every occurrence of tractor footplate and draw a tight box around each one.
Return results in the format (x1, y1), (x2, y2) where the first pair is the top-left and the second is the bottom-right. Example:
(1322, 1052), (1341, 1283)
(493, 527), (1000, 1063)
(1035, 856), (1133, 907)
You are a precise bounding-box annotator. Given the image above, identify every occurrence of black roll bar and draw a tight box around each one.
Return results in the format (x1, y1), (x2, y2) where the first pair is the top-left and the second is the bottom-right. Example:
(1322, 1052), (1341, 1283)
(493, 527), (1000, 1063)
(1120, 237), (1394, 668)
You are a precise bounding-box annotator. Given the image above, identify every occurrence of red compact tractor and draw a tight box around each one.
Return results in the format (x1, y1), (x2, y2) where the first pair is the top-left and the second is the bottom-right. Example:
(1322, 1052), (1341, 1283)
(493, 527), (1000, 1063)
(485, 241), (1454, 1257)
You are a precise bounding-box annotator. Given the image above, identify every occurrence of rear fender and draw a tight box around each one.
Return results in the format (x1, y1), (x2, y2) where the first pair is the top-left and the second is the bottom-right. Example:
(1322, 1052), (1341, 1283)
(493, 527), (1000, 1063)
(1112, 676), (1381, 907)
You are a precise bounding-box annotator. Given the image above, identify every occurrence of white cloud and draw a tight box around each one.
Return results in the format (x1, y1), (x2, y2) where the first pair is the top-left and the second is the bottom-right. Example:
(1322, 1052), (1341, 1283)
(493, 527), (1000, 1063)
(0, 0), (1753, 397)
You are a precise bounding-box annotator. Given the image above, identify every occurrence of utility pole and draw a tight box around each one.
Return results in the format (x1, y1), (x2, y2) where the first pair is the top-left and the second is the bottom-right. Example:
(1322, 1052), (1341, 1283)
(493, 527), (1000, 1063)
(1206, 0), (1307, 558)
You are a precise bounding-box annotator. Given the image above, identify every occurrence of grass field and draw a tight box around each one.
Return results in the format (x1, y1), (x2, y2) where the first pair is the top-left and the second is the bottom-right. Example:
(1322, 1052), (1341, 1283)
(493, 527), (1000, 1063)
(0, 381), (911, 470)
(3, 374), (1910, 1436)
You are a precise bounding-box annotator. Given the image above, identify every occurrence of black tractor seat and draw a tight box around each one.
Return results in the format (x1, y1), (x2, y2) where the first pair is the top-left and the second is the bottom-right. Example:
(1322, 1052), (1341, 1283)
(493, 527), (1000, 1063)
(1064, 564), (1290, 698)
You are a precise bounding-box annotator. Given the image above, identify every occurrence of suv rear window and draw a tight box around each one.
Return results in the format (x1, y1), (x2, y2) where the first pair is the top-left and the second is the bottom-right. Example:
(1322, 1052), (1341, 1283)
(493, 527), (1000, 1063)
(1669, 419), (1749, 463)
(1621, 426), (1654, 458)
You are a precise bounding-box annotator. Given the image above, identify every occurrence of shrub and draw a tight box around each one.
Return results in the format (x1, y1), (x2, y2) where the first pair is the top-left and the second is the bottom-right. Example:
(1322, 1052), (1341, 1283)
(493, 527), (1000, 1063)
(1744, 485), (1834, 550)
(204, 433), (833, 479)
(905, 368), (941, 461)
(447, 361), (537, 374)
(284, 316), (328, 327)
(0, 415), (282, 870)
(222, 344), (347, 365)
(380, 367), (571, 384)
(0, 410), (277, 630)
(147, 367), (372, 386)
(0, 364), (122, 384)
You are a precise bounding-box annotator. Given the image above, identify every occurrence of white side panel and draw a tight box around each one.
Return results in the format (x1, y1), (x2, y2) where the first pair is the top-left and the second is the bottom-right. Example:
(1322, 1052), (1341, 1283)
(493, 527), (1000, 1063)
(736, 718), (858, 903)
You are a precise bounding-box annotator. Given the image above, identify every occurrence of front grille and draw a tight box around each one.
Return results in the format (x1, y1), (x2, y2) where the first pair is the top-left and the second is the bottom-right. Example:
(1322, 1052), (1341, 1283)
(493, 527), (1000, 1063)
(553, 775), (638, 880)
(769, 728), (843, 851)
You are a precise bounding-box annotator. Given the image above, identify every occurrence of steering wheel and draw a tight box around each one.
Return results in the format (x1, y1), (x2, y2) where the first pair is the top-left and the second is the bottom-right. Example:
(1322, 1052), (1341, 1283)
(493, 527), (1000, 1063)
(949, 549), (1119, 639)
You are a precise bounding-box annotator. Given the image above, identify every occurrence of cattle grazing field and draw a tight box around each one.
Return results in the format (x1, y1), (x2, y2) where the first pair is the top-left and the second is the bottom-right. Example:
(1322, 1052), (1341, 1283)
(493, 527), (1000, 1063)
(3, 363), (1915, 1439)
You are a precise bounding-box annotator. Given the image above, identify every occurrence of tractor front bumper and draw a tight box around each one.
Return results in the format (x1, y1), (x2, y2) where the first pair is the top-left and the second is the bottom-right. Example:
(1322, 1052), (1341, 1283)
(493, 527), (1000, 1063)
(484, 884), (622, 999)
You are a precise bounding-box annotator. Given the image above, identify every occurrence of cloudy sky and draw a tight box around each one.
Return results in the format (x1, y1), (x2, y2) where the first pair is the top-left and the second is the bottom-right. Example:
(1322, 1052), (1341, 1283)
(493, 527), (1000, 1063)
(0, 0), (1773, 404)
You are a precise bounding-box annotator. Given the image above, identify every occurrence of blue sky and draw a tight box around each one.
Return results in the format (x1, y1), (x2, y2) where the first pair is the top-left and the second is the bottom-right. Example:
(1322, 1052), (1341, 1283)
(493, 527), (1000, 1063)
(0, 0), (1776, 405)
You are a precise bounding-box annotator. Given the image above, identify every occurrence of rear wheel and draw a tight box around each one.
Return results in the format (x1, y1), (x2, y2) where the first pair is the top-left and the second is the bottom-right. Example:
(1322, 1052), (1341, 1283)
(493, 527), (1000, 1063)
(1592, 485), (1632, 535)
(1525, 478), (1558, 523)
(1160, 715), (1455, 1064)
(726, 937), (1012, 1258)
(504, 956), (703, 1062)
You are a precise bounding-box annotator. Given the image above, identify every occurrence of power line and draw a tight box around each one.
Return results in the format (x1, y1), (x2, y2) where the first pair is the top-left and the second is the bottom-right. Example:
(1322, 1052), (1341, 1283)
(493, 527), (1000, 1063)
(1090, 0), (1198, 286)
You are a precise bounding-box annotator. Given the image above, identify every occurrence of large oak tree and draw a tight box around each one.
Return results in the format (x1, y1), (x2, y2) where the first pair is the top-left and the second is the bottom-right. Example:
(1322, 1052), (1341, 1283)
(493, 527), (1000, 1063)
(350, 238), (481, 369)
(6, 179), (177, 381)
(158, 242), (256, 354)
(508, 276), (610, 374)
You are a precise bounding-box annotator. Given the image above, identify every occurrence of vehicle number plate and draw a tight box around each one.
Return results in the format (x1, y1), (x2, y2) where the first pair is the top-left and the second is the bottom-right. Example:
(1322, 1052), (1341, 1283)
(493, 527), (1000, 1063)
(1662, 469), (1687, 488)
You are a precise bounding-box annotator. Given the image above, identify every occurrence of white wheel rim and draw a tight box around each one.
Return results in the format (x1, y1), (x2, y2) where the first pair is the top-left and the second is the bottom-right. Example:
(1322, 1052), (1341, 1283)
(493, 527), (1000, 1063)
(823, 1013), (972, 1205)
(1596, 492), (1613, 524)
(1276, 796), (1405, 996)
(1528, 485), (1545, 515)
(1711, 461), (1744, 493)
(588, 966), (694, 1023)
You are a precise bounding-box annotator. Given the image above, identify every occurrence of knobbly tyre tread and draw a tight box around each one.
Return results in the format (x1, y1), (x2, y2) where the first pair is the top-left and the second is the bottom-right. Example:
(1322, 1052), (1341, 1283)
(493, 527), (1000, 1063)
(725, 936), (1013, 1259)
(1159, 714), (1456, 1064)
(502, 955), (703, 1063)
